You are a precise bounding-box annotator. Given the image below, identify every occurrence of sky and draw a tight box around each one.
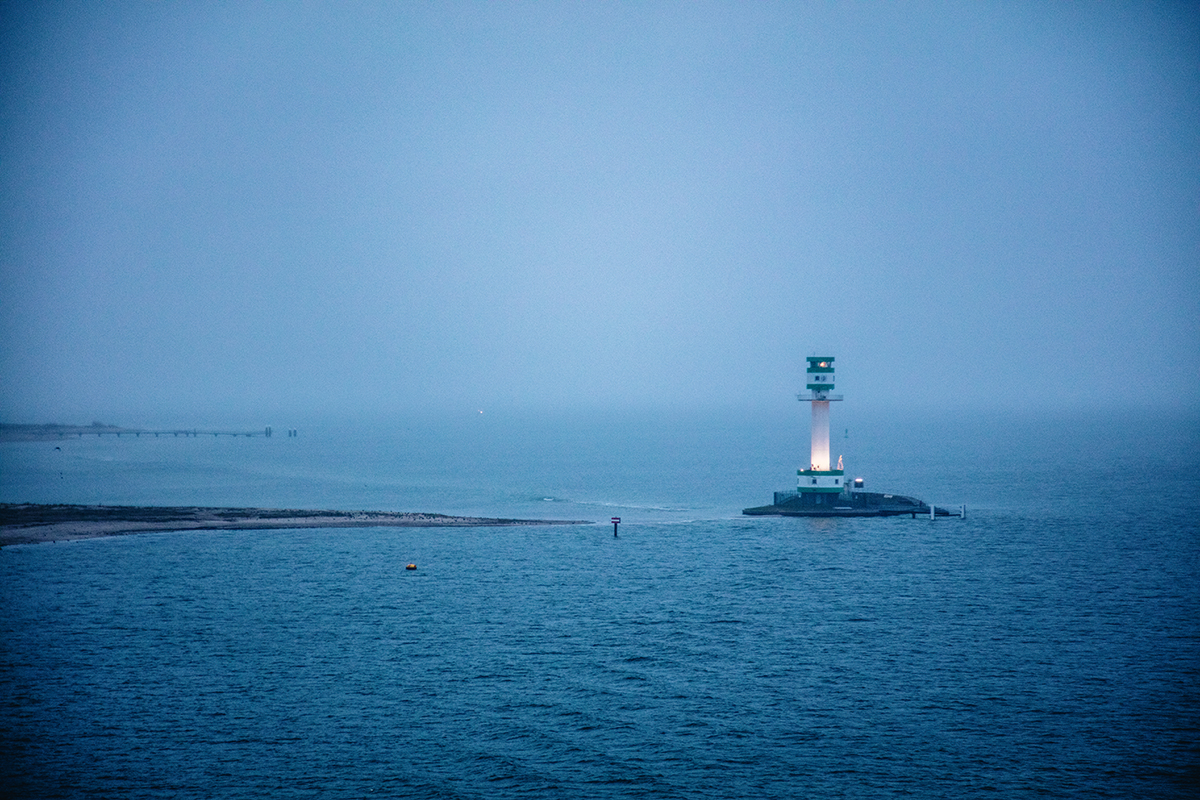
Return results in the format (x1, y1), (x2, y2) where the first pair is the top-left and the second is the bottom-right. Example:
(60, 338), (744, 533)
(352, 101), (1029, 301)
(1, 1), (1197, 424)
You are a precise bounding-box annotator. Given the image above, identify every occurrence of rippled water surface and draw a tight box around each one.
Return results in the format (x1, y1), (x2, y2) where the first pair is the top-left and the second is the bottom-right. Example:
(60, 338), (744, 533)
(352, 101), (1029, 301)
(2, 409), (1198, 798)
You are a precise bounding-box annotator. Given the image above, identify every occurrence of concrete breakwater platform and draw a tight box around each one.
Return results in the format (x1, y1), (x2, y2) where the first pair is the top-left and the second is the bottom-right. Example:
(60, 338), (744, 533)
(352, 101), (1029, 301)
(743, 490), (960, 518)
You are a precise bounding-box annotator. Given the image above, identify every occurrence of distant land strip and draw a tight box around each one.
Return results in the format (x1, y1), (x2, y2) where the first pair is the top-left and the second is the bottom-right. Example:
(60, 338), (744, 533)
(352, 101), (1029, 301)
(0, 504), (592, 546)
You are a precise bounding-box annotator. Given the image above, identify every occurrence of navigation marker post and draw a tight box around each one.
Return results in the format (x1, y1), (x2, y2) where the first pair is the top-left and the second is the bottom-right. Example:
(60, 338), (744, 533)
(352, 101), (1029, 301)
(612, 517), (620, 536)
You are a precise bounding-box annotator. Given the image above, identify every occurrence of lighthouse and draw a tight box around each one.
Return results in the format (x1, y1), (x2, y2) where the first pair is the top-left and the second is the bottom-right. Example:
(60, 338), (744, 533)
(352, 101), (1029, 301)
(797, 356), (844, 496)
(743, 355), (953, 517)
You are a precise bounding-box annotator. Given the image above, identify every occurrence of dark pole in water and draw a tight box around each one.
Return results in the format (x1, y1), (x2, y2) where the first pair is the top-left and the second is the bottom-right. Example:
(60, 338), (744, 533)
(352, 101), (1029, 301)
(612, 516), (620, 536)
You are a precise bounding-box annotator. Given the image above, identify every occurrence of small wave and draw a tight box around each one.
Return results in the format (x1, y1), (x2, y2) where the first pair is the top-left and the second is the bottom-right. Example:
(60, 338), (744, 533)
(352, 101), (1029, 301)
(529, 495), (697, 514)
(571, 499), (692, 513)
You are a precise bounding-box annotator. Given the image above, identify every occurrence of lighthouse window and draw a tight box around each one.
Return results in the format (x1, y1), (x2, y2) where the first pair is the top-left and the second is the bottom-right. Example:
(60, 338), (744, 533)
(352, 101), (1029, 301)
(811, 478), (817, 485)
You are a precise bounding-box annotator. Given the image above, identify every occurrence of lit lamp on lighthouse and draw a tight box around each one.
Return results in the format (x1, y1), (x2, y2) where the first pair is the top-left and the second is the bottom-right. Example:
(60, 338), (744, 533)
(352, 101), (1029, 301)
(797, 356), (844, 497)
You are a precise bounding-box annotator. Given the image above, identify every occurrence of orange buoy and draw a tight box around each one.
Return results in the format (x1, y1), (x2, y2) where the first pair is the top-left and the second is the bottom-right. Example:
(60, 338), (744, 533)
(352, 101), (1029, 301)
(405, 563), (417, 570)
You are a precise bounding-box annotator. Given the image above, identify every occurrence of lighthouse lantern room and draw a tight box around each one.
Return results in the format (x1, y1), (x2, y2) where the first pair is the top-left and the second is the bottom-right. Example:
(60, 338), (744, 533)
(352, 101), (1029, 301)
(797, 356), (844, 494)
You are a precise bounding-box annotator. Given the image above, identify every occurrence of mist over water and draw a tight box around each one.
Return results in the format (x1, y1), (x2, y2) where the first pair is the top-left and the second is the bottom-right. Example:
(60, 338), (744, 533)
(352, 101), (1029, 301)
(2, 408), (1197, 798)
(4, 406), (1195, 519)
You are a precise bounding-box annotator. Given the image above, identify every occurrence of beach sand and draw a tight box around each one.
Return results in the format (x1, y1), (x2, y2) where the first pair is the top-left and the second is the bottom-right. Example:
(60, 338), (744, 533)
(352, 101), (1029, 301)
(0, 503), (591, 546)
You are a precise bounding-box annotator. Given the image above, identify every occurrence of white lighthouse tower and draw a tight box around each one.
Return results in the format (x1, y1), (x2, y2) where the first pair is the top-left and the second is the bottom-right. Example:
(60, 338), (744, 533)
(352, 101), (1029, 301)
(797, 356), (844, 497)
(744, 354), (955, 517)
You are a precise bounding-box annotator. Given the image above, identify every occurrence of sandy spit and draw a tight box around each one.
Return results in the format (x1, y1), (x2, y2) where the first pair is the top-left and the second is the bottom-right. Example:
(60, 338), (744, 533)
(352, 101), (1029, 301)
(0, 503), (592, 546)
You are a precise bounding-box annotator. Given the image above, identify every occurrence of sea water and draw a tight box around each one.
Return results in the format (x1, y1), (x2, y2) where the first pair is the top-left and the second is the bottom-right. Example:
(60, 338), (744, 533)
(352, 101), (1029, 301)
(2, 407), (1198, 798)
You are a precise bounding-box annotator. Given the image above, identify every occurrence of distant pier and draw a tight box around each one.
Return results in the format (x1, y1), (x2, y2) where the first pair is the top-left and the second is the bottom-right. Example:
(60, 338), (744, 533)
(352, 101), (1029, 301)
(0, 424), (283, 442)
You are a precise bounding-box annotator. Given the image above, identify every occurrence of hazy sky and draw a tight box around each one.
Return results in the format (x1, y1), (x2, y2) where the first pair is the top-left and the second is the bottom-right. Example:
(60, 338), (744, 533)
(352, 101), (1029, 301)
(2, 1), (1197, 423)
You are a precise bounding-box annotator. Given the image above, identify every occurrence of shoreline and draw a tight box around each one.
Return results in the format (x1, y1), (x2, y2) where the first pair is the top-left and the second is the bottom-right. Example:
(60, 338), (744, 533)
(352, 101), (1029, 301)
(0, 503), (592, 546)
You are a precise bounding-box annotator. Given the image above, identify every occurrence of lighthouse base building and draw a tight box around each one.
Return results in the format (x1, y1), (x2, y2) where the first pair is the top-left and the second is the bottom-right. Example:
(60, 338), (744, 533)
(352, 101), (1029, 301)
(743, 356), (956, 518)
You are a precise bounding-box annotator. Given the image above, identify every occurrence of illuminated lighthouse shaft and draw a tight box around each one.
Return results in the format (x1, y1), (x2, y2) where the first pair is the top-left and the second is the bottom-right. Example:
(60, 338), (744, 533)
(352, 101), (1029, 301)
(798, 357), (843, 496)
(811, 399), (830, 470)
